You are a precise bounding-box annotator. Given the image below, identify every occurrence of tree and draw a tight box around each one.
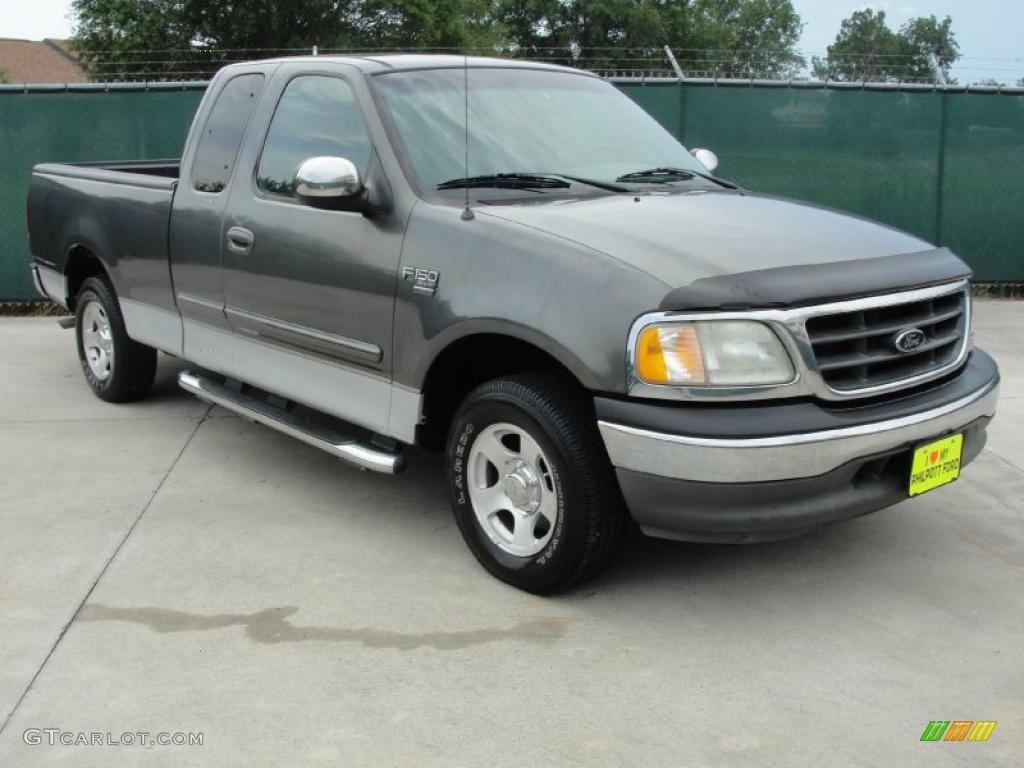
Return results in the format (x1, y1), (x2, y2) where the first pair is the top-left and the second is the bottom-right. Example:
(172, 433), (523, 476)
(496, 0), (566, 56)
(71, 0), (507, 80)
(682, 0), (804, 78)
(352, 0), (502, 49)
(812, 9), (959, 83)
(0, 68), (9, 84)
(496, 0), (804, 77)
(71, 0), (369, 80)
(900, 14), (958, 81)
(812, 9), (898, 81)
(71, 0), (805, 81)
(500, 0), (675, 70)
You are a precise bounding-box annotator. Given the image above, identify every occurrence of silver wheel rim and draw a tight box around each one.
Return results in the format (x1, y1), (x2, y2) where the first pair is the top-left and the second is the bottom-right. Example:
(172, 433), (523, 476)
(81, 300), (114, 381)
(467, 422), (559, 557)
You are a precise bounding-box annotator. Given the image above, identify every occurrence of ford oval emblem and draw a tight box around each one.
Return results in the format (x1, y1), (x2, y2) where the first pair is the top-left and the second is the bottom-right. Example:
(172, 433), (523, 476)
(893, 328), (927, 353)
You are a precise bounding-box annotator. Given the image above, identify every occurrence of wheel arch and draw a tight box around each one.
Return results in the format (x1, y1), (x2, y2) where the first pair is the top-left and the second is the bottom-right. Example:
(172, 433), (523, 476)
(415, 328), (598, 452)
(64, 243), (113, 310)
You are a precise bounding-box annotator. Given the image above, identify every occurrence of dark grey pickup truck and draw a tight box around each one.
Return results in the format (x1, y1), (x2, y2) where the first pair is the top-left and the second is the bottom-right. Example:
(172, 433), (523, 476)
(28, 55), (999, 593)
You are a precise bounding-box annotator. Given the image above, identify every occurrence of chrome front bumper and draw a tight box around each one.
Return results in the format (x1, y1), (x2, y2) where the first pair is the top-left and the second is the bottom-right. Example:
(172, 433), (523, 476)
(599, 377), (998, 484)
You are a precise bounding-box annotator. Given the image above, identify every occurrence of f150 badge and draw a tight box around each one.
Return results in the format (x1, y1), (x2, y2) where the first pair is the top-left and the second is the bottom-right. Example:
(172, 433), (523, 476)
(402, 266), (440, 296)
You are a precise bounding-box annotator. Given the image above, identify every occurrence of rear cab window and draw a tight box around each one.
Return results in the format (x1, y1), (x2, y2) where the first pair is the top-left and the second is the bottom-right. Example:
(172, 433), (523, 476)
(191, 73), (266, 193)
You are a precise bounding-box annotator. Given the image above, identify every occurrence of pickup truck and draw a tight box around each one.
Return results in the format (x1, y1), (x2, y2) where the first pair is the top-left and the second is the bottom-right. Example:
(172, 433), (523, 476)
(28, 55), (999, 593)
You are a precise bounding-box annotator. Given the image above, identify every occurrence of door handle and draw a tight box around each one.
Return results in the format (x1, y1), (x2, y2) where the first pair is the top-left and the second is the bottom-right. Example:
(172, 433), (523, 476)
(226, 226), (255, 255)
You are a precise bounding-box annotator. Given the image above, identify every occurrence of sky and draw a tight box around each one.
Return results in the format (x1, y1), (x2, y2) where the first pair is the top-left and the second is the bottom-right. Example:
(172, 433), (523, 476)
(1, 0), (1021, 84)
(798, 0), (1024, 84)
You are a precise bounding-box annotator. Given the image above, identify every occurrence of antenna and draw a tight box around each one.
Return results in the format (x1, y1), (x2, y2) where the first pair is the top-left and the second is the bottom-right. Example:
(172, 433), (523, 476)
(461, 51), (474, 221)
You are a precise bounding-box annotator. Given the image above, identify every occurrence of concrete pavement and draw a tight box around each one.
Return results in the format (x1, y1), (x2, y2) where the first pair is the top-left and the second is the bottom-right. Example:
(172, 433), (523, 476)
(0, 302), (1021, 767)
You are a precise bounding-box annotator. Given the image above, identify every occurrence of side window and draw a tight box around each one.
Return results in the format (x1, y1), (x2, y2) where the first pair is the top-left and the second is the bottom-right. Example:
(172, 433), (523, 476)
(191, 73), (265, 193)
(256, 76), (371, 197)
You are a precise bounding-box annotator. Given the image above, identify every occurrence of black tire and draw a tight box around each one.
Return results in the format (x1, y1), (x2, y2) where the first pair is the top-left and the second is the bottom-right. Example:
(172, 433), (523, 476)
(446, 373), (625, 594)
(74, 276), (157, 402)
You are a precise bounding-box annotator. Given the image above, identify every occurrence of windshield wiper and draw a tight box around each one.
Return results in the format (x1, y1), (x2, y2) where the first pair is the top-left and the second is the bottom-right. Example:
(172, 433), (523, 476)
(616, 166), (737, 189)
(437, 173), (571, 191)
(616, 167), (696, 182)
(538, 172), (629, 193)
(437, 172), (629, 193)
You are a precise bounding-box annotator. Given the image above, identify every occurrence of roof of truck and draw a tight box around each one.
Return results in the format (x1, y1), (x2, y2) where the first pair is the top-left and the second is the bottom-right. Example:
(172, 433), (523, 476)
(222, 54), (592, 77)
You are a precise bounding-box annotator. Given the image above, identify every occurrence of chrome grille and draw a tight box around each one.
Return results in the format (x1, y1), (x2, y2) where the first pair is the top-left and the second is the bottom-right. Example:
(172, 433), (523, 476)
(805, 287), (968, 392)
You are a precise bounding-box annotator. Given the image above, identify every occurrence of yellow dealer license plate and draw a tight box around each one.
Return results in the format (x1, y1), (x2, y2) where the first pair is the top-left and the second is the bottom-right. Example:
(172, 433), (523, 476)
(909, 434), (963, 497)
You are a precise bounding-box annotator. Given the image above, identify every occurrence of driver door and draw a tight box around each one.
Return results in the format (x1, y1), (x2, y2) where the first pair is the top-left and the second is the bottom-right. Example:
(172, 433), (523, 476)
(219, 68), (400, 432)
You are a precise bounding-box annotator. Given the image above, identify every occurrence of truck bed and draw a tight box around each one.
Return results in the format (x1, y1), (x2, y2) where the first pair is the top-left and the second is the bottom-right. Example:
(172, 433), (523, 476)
(27, 159), (182, 346)
(32, 158), (180, 189)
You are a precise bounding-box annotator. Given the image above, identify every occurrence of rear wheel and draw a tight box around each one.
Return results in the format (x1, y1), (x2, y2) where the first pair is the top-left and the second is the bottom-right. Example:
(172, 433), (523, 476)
(75, 276), (157, 402)
(446, 374), (625, 594)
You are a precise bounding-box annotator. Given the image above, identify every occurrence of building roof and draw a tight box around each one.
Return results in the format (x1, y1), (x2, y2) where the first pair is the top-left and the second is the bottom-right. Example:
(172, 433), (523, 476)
(0, 38), (87, 83)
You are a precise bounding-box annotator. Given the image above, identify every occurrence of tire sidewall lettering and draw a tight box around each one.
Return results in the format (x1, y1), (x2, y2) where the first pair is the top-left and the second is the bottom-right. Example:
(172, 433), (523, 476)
(450, 409), (564, 569)
(452, 421), (475, 507)
(535, 461), (564, 566)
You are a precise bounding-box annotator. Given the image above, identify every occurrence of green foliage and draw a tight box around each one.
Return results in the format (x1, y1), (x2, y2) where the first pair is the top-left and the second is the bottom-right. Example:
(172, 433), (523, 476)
(495, 0), (804, 77)
(70, 0), (366, 79)
(900, 14), (959, 79)
(681, 0), (805, 77)
(812, 9), (959, 83)
(355, 0), (503, 49)
(70, 0), (804, 81)
(0, 68), (9, 84)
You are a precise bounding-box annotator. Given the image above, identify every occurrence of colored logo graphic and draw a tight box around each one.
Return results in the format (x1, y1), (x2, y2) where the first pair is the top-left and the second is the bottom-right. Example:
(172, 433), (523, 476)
(920, 721), (997, 742)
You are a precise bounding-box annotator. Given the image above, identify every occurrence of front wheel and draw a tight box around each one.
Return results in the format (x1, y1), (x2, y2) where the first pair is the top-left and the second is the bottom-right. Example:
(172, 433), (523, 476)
(75, 276), (157, 402)
(446, 374), (625, 594)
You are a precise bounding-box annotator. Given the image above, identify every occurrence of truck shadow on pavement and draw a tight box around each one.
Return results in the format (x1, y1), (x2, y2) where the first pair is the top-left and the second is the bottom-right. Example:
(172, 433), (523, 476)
(148, 354), (193, 399)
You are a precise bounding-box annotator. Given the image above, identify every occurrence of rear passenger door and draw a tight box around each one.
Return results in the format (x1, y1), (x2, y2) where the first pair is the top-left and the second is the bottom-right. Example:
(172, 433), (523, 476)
(170, 71), (265, 332)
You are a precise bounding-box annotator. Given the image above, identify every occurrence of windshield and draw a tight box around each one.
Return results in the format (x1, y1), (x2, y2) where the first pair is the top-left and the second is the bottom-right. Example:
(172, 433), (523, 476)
(372, 67), (705, 192)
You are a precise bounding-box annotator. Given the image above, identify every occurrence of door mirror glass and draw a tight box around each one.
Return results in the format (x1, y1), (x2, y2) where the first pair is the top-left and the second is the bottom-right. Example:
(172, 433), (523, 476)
(295, 156), (362, 200)
(691, 148), (719, 173)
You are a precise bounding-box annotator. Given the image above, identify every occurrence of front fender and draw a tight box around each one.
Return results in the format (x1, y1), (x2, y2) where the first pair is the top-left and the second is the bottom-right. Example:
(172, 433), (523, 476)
(410, 317), (603, 392)
(392, 202), (668, 393)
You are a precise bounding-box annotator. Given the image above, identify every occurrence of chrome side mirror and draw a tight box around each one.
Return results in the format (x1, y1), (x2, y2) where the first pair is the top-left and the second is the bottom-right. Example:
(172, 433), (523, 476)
(692, 148), (719, 173)
(295, 156), (361, 200)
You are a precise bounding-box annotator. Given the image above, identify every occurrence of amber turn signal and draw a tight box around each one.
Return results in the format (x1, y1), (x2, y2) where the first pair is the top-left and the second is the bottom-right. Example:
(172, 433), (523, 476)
(635, 324), (707, 385)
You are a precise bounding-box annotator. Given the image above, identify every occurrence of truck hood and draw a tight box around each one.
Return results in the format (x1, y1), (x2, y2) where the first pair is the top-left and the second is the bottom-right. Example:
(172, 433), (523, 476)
(478, 190), (970, 309)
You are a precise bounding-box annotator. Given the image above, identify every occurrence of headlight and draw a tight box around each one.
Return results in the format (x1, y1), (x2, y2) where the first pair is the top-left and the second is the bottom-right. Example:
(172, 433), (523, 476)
(635, 320), (794, 386)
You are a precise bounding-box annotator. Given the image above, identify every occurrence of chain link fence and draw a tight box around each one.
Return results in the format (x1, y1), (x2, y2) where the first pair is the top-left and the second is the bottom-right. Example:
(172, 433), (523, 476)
(1, 76), (1021, 298)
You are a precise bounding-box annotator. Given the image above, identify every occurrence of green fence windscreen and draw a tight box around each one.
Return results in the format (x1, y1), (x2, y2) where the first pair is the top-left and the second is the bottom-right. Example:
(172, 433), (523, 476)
(940, 92), (1024, 281)
(622, 83), (1023, 282)
(0, 88), (203, 299)
(0, 82), (1020, 299)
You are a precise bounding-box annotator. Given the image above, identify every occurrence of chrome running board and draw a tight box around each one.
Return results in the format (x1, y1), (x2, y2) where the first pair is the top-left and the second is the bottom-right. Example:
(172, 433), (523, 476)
(178, 370), (404, 474)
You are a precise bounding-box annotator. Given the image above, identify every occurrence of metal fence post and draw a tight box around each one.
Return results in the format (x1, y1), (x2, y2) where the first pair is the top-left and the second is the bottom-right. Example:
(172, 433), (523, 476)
(664, 46), (684, 82)
(934, 91), (948, 246)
